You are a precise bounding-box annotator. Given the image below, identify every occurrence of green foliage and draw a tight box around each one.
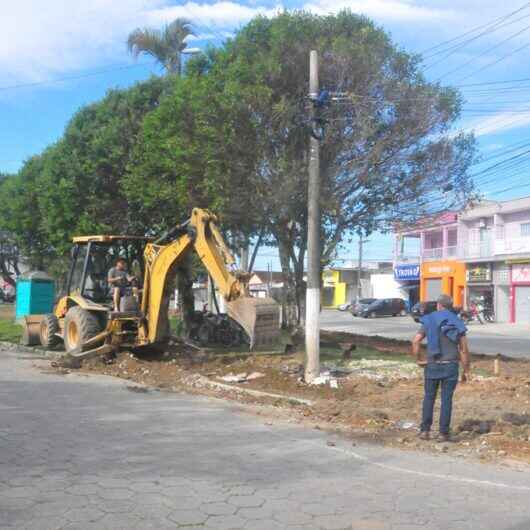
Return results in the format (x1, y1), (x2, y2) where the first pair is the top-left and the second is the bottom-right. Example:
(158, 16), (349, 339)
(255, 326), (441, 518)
(123, 74), (266, 236)
(0, 76), (168, 277)
(0, 157), (51, 269)
(130, 10), (476, 323)
(1, 10), (476, 311)
(40, 76), (168, 252)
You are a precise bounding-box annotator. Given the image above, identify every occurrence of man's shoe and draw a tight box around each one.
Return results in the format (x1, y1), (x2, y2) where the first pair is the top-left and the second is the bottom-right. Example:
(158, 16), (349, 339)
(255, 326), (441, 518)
(437, 433), (451, 443)
(418, 431), (430, 440)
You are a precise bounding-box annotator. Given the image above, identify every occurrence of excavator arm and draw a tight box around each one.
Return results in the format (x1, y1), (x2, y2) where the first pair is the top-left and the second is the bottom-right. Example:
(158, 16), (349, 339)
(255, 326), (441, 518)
(139, 208), (279, 349)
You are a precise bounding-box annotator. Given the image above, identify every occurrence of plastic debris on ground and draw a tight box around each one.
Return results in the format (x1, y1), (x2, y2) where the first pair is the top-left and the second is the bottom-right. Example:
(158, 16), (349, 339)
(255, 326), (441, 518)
(218, 371), (265, 383)
(309, 371), (339, 388)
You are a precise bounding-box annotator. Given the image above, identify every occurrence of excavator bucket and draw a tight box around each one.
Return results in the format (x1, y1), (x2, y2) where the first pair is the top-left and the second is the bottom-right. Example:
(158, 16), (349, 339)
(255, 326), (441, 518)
(21, 315), (43, 346)
(227, 296), (280, 350)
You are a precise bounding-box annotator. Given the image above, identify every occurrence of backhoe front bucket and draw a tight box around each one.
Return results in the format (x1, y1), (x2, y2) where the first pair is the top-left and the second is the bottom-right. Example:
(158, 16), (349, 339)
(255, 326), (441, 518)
(21, 315), (43, 346)
(227, 296), (280, 350)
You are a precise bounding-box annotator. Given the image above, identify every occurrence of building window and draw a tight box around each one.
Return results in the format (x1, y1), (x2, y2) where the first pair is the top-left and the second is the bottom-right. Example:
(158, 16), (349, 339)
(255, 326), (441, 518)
(521, 223), (530, 237)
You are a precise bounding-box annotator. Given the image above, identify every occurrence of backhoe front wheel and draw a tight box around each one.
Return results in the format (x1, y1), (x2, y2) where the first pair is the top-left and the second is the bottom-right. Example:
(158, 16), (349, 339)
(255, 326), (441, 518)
(39, 314), (60, 348)
(64, 307), (102, 353)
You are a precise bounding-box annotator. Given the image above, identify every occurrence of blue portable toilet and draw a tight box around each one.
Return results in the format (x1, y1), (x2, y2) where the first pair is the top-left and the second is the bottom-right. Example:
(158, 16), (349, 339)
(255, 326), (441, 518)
(15, 271), (55, 321)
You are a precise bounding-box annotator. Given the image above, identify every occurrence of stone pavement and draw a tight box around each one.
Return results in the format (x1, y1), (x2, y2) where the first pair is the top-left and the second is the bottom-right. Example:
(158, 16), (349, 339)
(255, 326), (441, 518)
(1, 348), (530, 530)
(321, 309), (530, 359)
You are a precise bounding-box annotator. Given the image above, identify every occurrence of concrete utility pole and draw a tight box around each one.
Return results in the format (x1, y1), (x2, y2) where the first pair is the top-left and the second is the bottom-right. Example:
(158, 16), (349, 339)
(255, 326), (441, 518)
(356, 236), (369, 300)
(305, 50), (320, 383)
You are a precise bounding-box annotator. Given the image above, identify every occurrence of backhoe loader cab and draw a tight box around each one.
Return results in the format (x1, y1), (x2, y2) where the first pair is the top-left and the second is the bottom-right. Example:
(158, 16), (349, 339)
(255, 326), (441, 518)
(23, 209), (280, 363)
(66, 236), (148, 305)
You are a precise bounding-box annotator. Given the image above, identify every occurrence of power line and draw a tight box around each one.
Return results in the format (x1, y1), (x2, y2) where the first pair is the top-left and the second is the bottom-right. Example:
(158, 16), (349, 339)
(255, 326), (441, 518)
(425, 10), (530, 69)
(420, 2), (530, 57)
(456, 40), (530, 83)
(0, 62), (153, 92)
(436, 22), (530, 81)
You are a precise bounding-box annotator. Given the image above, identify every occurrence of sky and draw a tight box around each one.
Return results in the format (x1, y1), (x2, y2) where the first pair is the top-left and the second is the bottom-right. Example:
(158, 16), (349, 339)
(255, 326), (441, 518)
(3, 0), (530, 270)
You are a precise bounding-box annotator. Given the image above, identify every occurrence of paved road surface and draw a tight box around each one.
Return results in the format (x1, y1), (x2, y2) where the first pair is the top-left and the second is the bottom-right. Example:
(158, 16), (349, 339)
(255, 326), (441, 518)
(1, 348), (530, 530)
(321, 310), (530, 359)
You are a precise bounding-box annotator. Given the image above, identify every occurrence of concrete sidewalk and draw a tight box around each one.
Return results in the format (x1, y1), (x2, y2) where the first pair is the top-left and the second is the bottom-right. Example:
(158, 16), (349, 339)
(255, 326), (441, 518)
(321, 310), (530, 359)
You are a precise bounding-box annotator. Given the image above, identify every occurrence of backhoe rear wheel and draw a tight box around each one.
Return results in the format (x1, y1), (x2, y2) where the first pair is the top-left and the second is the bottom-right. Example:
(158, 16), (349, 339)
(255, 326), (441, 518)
(39, 314), (60, 348)
(64, 306), (102, 353)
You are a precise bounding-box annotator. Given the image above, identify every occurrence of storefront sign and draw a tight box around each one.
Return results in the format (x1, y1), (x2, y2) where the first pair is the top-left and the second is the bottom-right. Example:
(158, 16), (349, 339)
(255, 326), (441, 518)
(394, 264), (420, 281)
(466, 265), (491, 283)
(512, 264), (530, 283)
(425, 264), (454, 274)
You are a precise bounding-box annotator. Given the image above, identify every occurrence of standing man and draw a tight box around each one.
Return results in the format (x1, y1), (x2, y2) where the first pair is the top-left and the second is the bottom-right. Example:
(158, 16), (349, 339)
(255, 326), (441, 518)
(412, 294), (471, 442)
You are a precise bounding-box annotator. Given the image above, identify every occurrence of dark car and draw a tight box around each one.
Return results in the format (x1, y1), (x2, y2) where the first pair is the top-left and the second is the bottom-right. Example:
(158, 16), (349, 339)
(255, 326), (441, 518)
(410, 301), (437, 323)
(360, 298), (407, 318)
(350, 298), (377, 316)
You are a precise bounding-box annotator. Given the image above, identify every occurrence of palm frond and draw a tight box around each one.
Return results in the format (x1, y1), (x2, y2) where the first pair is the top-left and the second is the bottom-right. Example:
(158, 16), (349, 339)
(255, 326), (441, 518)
(127, 18), (197, 74)
(127, 28), (168, 64)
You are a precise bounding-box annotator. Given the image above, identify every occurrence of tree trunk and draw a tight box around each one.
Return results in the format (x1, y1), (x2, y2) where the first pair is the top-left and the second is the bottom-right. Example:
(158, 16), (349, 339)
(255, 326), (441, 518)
(277, 238), (299, 328)
(0, 256), (17, 287)
(248, 229), (264, 274)
(240, 245), (249, 272)
(177, 255), (195, 336)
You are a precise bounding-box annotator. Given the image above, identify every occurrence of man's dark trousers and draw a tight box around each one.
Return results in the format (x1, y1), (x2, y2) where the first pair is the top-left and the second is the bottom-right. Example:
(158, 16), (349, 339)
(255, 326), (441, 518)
(421, 362), (458, 435)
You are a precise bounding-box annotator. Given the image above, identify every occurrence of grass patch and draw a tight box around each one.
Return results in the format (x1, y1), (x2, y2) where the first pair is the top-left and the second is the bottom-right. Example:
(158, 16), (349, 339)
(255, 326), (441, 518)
(0, 317), (22, 343)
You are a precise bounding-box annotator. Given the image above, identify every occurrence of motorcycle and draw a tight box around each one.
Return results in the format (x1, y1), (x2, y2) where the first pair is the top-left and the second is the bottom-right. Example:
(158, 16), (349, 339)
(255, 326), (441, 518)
(460, 301), (485, 324)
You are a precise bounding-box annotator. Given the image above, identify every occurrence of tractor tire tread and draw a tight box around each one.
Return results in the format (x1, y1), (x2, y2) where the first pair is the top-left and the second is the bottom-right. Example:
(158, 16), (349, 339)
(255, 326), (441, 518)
(40, 314), (60, 348)
(64, 306), (101, 353)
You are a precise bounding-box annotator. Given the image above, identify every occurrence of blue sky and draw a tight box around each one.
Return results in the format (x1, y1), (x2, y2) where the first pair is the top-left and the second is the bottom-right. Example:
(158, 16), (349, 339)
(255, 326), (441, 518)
(3, 0), (530, 270)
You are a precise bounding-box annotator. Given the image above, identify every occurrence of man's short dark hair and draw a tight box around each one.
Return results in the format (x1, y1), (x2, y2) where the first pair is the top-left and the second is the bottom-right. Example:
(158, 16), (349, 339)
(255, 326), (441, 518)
(437, 294), (453, 309)
(116, 257), (127, 265)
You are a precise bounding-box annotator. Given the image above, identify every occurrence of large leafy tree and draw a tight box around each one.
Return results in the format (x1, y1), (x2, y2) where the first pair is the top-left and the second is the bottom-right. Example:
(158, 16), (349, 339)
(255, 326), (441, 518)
(36, 76), (169, 257)
(123, 73), (265, 237)
(0, 160), (51, 276)
(128, 11), (477, 324)
(127, 18), (196, 75)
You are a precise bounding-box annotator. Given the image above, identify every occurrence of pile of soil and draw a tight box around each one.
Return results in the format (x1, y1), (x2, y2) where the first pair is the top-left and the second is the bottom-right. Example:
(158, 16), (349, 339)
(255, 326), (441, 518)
(77, 332), (530, 465)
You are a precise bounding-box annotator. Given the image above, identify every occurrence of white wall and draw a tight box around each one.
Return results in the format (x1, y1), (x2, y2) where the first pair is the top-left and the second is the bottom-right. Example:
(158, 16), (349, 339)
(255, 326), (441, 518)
(370, 274), (406, 300)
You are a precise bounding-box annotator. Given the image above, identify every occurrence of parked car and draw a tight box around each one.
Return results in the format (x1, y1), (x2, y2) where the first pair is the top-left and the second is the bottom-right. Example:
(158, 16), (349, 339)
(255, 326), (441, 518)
(360, 298), (407, 318)
(337, 302), (352, 311)
(410, 301), (465, 323)
(350, 298), (377, 316)
(410, 301), (437, 322)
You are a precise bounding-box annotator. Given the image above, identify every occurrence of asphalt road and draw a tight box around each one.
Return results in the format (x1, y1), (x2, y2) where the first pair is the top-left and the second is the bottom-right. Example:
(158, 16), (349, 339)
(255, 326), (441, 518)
(321, 310), (530, 359)
(1, 347), (530, 530)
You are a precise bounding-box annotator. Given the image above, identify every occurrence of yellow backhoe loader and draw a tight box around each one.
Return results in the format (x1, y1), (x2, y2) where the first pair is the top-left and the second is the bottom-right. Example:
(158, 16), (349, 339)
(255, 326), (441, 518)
(23, 209), (279, 363)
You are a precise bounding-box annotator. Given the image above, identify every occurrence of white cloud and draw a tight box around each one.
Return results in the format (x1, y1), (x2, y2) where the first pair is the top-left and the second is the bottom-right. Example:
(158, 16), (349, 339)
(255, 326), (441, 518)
(464, 111), (530, 137)
(0, 0), (453, 86)
(146, 2), (281, 28)
(302, 0), (451, 21)
(0, 0), (166, 84)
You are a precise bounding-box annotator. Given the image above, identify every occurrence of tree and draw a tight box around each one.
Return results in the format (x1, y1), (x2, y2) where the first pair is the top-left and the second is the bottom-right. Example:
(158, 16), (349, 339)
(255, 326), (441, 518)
(0, 160), (51, 277)
(133, 11), (477, 325)
(127, 18), (196, 75)
(0, 77), (169, 287)
(36, 76), (169, 258)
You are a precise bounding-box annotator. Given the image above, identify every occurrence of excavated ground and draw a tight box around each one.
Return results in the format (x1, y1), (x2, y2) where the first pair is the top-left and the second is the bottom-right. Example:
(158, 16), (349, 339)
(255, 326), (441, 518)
(73, 330), (530, 466)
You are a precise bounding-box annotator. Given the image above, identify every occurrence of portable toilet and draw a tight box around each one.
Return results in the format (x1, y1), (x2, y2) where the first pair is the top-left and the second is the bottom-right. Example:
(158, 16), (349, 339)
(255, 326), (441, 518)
(15, 271), (55, 321)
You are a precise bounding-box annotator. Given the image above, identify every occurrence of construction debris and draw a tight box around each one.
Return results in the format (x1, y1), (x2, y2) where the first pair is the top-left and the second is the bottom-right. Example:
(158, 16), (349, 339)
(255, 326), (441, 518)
(218, 371), (265, 383)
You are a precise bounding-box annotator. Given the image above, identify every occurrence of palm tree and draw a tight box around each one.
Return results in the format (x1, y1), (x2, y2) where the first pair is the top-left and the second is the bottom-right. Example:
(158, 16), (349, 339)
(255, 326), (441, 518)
(127, 18), (196, 75)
